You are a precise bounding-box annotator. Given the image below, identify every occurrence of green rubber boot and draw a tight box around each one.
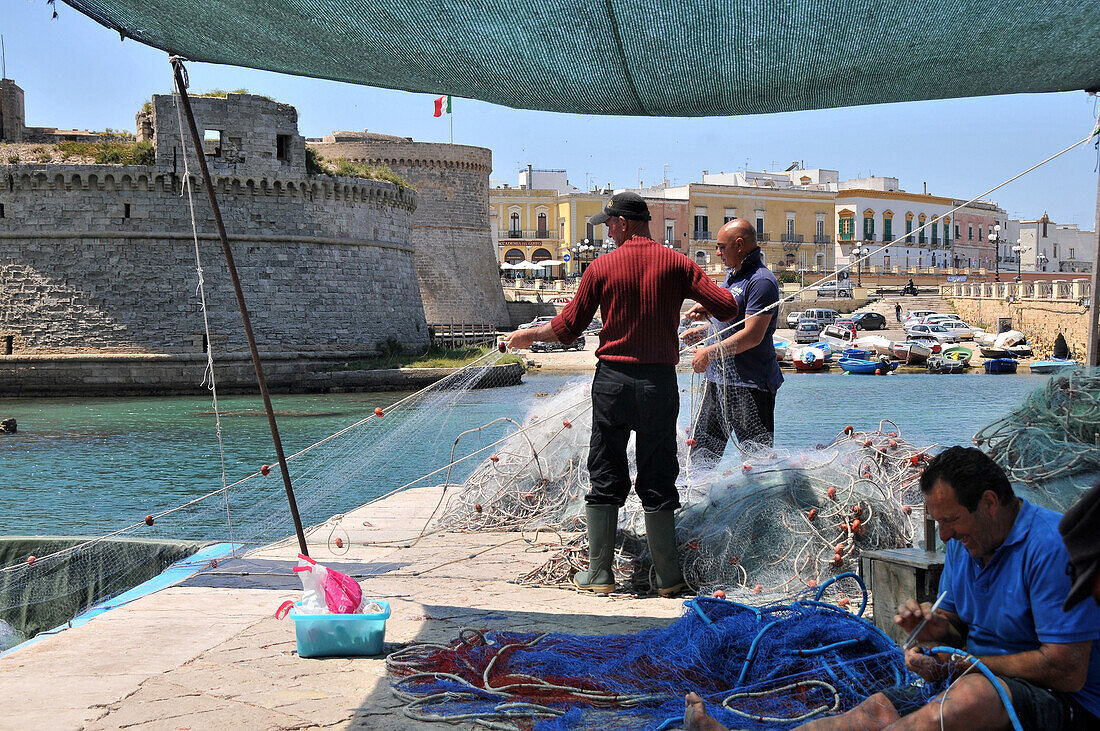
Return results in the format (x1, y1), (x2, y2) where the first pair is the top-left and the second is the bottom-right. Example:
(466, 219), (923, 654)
(644, 510), (687, 597)
(572, 505), (618, 594)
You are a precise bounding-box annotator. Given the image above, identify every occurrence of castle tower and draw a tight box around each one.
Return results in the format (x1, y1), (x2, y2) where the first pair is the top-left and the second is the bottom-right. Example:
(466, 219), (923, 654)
(308, 132), (510, 327)
(0, 79), (26, 142)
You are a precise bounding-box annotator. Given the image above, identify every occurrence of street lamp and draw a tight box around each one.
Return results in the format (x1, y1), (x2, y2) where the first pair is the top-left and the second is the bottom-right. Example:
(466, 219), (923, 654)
(988, 225), (1001, 281)
(1012, 240), (1024, 281)
(850, 245), (866, 287)
(1036, 252), (1049, 272)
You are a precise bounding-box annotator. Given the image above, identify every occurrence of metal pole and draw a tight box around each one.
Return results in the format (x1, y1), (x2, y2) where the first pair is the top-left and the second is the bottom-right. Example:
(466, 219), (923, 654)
(171, 58), (309, 556)
(1088, 166), (1100, 366)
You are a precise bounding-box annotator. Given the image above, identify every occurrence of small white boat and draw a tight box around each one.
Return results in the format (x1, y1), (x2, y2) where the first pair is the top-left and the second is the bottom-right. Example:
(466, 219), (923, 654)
(891, 341), (933, 365)
(855, 335), (893, 357)
(773, 336), (791, 362)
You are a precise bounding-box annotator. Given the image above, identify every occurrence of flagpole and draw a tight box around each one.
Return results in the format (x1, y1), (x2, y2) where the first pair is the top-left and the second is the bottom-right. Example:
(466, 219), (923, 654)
(450, 98), (454, 144)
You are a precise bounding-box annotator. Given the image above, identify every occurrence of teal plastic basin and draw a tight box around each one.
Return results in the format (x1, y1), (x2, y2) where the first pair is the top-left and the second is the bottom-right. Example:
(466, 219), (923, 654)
(289, 600), (390, 658)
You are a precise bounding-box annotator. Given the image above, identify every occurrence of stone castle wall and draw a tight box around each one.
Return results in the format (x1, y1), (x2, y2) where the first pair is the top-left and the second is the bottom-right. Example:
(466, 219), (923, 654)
(949, 296), (1091, 359)
(0, 165), (429, 357)
(310, 133), (510, 326)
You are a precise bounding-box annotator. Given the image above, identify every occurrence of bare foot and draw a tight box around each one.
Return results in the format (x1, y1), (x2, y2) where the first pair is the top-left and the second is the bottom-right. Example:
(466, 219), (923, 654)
(684, 692), (729, 730)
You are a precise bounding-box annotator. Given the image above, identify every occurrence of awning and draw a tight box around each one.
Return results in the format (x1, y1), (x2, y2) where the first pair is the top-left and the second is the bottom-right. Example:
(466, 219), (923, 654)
(60, 0), (1100, 117)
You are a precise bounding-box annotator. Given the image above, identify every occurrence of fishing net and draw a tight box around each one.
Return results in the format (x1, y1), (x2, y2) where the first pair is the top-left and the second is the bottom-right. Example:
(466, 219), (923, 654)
(440, 375), (930, 601)
(973, 368), (1100, 510)
(0, 350), (517, 646)
(387, 575), (915, 730)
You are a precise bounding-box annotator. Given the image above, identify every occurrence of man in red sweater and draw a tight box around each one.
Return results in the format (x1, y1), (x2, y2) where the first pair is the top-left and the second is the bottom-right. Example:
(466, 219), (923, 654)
(504, 192), (739, 596)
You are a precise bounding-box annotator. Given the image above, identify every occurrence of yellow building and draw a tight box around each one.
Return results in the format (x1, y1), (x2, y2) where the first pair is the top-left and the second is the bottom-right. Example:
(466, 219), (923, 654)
(666, 179), (836, 272)
(490, 185), (568, 277)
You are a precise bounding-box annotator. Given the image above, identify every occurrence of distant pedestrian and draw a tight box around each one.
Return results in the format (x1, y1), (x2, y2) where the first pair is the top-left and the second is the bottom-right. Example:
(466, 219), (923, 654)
(895, 302), (902, 322)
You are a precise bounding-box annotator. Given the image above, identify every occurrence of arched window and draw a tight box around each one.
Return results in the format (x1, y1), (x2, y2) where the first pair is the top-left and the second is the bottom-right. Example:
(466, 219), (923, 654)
(509, 212), (521, 237)
(695, 250), (708, 267)
(838, 210), (855, 242)
(532, 248), (552, 262)
(504, 248), (525, 264)
(536, 212), (548, 238)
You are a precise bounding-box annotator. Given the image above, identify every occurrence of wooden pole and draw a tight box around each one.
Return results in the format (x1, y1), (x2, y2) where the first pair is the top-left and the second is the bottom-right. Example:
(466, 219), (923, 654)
(171, 58), (309, 556)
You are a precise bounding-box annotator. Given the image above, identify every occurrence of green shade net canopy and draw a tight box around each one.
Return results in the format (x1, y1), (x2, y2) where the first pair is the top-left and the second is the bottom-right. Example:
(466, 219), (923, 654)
(61, 0), (1100, 117)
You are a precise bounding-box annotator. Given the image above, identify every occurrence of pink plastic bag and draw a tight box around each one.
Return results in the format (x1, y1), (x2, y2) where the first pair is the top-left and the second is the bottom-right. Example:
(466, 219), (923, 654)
(276, 553), (363, 617)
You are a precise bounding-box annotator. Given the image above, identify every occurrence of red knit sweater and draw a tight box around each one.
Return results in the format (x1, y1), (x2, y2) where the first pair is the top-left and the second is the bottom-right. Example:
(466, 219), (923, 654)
(551, 236), (739, 364)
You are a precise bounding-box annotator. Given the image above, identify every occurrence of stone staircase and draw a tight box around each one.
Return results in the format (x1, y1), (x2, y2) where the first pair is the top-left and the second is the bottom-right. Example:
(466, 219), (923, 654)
(853, 294), (956, 320)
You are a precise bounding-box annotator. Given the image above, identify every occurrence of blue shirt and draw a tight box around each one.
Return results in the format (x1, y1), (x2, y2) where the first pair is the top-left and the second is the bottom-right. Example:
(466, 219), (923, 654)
(703, 249), (784, 393)
(940, 500), (1100, 717)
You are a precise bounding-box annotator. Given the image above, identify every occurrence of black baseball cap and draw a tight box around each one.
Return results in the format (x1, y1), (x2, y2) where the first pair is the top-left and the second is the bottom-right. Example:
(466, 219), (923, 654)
(1059, 480), (1100, 611)
(589, 192), (651, 225)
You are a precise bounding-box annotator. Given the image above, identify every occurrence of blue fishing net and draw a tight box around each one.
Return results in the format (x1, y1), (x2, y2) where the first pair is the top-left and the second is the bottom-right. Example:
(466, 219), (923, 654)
(387, 575), (916, 729)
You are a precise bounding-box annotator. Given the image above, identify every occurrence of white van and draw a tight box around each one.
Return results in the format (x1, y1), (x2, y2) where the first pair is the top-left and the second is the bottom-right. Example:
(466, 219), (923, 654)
(801, 308), (841, 327)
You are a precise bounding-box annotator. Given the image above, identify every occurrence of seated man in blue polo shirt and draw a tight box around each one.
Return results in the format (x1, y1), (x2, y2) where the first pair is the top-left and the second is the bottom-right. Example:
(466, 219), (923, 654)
(683, 446), (1100, 731)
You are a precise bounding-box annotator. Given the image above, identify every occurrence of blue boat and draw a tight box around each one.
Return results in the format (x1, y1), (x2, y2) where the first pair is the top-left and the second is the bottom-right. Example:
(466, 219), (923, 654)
(807, 342), (834, 361)
(1029, 358), (1078, 374)
(983, 358), (1018, 374)
(838, 357), (897, 375)
(842, 348), (872, 360)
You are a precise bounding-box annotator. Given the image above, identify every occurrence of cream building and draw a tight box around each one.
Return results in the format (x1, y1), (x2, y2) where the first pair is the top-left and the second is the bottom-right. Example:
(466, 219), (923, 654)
(834, 177), (956, 274)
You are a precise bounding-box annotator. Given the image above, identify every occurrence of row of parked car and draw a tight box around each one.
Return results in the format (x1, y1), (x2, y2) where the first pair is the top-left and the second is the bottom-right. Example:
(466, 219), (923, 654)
(901, 311), (979, 343)
(786, 308), (889, 344)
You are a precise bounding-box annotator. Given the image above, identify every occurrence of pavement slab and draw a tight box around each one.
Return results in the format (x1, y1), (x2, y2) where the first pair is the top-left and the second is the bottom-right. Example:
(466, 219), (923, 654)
(0, 486), (685, 730)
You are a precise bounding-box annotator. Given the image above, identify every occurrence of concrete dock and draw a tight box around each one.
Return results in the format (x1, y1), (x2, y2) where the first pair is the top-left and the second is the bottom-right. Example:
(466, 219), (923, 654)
(0, 487), (687, 730)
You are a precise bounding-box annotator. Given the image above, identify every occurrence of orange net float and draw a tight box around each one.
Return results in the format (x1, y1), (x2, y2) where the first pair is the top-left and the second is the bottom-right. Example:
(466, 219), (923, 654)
(752, 584), (762, 594)
(375, 407), (385, 417)
(843, 425), (854, 435)
(807, 508), (818, 520)
(489, 454), (500, 462)
(335, 537), (344, 549)
(712, 589), (726, 599)
(826, 486), (837, 499)
(27, 555), (36, 566)
(562, 420), (572, 429)
(685, 438), (697, 447)
(145, 515), (155, 526)
(260, 464), (271, 476)
(741, 463), (753, 473)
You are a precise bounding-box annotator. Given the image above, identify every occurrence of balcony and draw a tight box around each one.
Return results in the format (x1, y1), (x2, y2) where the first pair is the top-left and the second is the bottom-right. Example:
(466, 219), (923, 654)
(500, 229), (557, 240)
(814, 234), (831, 244)
(781, 233), (804, 243)
(757, 232), (771, 242)
(693, 230), (712, 241)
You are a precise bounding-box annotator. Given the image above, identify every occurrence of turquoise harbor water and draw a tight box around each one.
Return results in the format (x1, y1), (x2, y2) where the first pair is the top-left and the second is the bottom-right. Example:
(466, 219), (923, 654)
(1, 372), (1048, 538)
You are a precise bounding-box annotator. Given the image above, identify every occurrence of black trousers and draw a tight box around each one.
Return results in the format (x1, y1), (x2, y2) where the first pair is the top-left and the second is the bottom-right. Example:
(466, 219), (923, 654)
(587, 361), (680, 512)
(690, 380), (775, 464)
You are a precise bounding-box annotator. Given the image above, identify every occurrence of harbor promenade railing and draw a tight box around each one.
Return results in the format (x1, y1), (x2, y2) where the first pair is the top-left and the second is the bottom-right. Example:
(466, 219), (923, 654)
(941, 279), (1091, 303)
(428, 322), (499, 348)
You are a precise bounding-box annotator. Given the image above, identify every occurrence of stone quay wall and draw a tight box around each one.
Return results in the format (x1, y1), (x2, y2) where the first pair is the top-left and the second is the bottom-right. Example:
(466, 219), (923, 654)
(945, 280), (1093, 358)
(0, 164), (429, 362)
(309, 133), (510, 327)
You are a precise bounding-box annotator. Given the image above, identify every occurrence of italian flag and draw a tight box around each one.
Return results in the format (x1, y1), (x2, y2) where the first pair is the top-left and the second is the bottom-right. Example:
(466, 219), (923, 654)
(433, 95), (451, 117)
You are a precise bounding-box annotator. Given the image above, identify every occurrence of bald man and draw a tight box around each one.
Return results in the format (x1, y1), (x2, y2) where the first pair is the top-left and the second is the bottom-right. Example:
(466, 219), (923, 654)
(681, 219), (783, 461)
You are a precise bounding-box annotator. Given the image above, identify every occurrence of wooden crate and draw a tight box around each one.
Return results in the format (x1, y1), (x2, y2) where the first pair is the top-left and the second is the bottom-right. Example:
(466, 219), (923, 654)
(860, 548), (945, 645)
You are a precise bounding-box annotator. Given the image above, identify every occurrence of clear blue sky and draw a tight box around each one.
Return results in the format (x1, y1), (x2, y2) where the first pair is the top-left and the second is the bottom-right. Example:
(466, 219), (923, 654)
(6, 0), (1099, 226)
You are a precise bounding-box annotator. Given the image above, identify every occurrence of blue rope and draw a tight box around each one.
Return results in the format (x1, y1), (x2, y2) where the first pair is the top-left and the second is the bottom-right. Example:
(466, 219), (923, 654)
(796, 638), (861, 656)
(813, 571), (869, 616)
(927, 646), (1024, 731)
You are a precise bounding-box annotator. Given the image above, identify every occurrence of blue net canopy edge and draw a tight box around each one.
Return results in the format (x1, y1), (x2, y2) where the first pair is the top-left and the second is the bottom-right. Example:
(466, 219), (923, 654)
(61, 0), (1100, 117)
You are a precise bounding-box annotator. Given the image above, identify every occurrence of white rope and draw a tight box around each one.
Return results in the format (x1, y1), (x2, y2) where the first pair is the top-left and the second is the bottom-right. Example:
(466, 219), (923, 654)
(171, 56), (235, 546)
(682, 118), (1100, 353)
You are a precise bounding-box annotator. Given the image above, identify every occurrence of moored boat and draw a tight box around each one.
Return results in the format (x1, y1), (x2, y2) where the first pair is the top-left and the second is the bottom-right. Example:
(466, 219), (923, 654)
(806, 342), (834, 361)
(891, 341), (932, 365)
(927, 355), (966, 374)
(979, 345), (1013, 359)
(941, 346), (972, 366)
(839, 357), (897, 374)
(773, 337), (791, 362)
(983, 358), (1018, 374)
(1029, 358), (1078, 374)
(854, 335), (894, 357)
(792, 346), (828, 371)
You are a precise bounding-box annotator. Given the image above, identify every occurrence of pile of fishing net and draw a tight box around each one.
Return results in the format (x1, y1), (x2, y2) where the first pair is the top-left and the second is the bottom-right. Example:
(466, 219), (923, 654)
(438, 380), (930, 600)
(974, 368), (1100, 510)
(387, 575), (913, 730)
